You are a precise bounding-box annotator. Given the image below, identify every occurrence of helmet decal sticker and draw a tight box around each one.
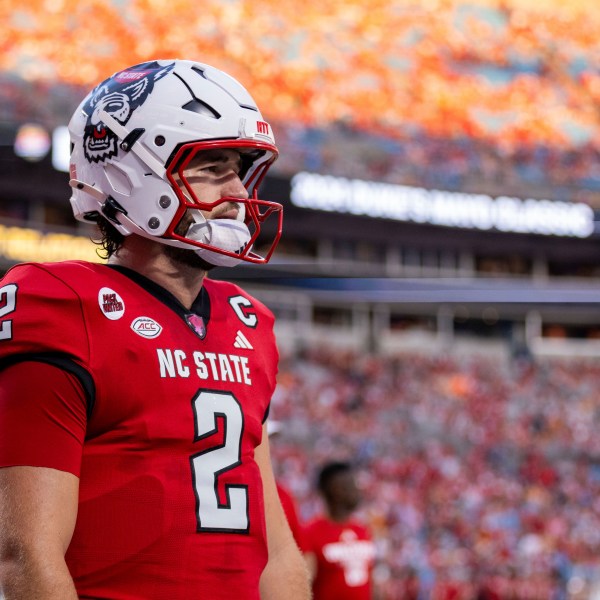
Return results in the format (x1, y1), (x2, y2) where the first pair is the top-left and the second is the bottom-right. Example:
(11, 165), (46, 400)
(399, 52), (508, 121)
(82, 61), (175, 164)
(98, 287), (125, 320)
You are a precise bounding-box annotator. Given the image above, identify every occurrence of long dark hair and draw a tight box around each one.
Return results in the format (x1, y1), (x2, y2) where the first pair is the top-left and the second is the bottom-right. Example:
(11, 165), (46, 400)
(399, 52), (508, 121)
(93, 217), (125, 259)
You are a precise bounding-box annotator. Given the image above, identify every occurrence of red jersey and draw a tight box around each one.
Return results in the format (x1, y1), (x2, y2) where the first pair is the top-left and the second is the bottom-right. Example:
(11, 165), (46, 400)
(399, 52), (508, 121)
(276, 482), (303, 547)
(0, 261), (279, 599)
(303, 516), (376, 600)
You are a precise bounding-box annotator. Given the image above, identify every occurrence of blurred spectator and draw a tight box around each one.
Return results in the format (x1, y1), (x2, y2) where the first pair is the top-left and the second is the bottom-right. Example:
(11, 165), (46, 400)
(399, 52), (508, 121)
(271, 348), (600, 599)
(303, 461), (376, 600)
(4, 1), (600, 207)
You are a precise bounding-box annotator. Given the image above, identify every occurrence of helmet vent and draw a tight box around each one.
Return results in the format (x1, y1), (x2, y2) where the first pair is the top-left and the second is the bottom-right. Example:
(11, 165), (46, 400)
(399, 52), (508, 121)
(182, 99), (220, 119)
(190, 65), (257, 112)
(174, 72), (221, 119)
(105, 164), (133, 196)
(191, 65), (208, 79)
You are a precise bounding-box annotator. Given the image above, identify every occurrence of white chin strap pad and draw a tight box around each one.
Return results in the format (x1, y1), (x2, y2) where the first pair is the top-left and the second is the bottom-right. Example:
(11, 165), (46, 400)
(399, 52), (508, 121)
(186, 210), (252, 267)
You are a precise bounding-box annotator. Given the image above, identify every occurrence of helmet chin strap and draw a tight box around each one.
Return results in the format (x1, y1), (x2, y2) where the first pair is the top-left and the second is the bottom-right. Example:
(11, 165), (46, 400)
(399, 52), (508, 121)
(186, 209), (252, 267)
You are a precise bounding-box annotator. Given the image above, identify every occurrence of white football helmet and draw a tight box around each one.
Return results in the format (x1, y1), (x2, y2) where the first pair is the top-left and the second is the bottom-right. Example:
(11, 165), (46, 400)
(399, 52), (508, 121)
(68, 59), (282, 266)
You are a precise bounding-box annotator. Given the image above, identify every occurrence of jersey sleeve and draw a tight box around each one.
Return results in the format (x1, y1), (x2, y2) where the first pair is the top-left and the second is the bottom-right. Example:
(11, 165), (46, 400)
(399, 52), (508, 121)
(276, 482), (304, 548)
(0, 263), (93, 378)
(0, 361), (87, 475)
(0, 263), (93, 475)
(300, 520), (318, 554)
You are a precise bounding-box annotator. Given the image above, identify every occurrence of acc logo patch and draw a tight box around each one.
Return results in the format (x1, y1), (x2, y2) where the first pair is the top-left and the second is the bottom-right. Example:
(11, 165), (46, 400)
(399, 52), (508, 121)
(98, 287), (125, 320)
(131, 316), (162, 339)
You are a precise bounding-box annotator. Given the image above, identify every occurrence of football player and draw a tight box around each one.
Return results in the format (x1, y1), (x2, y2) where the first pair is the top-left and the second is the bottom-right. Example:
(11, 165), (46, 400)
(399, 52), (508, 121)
(303, 461), (376, 600)
(0, 60), (310, 599)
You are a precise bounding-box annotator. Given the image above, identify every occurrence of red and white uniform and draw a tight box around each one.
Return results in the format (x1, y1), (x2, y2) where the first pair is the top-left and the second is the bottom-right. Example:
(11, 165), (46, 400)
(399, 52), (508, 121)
(276, 482), (303, 548)
(0, 260), (279, 600)
(303, 517), (375, 600)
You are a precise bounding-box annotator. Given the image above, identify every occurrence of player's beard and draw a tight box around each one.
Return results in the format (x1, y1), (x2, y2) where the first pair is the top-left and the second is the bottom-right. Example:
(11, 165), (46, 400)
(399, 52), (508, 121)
(164, 244), (216, 271)
(164, 212), (216, 271)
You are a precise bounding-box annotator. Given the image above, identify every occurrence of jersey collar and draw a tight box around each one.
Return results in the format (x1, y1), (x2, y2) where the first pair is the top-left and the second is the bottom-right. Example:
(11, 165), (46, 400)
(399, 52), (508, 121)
(106, 264), (211, 327)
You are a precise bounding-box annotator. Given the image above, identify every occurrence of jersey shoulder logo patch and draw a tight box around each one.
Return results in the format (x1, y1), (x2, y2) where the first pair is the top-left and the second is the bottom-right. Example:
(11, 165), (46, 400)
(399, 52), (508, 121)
(228, 295), (258, 328)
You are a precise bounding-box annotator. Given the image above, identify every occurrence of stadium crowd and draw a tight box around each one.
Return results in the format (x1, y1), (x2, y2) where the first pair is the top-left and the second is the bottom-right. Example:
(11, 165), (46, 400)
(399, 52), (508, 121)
(271, 347), (600, 599)
(3, 3), (600, 598)
(3, 1), (600, 206)
(3, 71), (600, 209)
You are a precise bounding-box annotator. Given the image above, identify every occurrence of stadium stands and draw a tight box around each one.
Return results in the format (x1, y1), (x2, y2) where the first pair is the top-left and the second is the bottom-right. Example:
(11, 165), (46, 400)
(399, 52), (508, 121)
(3, 4), (600, 597)
(3, 1), (600, 205)
(271, 347), (600, 599)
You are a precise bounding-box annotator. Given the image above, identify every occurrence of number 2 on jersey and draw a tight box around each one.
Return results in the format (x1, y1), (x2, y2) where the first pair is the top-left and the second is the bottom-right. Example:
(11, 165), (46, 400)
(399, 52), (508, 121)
(0, 284), (17, 341)
(190, 390), (249, 533)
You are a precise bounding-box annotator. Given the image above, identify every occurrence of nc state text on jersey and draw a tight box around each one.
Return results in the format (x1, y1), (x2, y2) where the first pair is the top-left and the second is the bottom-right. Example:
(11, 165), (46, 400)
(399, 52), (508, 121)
(157, 349), (252, 385)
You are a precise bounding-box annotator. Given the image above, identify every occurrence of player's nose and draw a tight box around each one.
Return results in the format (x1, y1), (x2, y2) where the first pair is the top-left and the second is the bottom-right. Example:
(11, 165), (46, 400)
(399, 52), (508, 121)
(222, 174), (249, 200)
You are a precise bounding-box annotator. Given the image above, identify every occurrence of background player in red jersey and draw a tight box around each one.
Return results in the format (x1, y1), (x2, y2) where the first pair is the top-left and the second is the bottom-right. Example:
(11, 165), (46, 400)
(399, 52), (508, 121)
(268, 420), (304, 548)
(0, 60), (310, 599)
(303, 461), (376, 600)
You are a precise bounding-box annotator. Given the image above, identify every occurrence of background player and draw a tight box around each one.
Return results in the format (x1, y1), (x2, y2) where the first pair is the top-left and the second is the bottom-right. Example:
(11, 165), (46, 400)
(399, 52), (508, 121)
(268, 419), (304, 548)
(303, 461), (376, 600)
(0, 60), (310, 599)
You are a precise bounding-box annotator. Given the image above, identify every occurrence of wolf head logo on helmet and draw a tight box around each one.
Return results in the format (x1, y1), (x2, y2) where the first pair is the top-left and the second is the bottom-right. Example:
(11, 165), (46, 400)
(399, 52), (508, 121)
(69, 59), (283, 267)
(82, 61), (175, 164)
